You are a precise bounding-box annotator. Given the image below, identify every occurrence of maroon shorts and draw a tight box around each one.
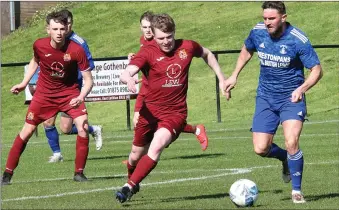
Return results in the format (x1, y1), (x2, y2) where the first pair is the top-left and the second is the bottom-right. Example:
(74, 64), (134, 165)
(133, 108), (186, 147)
(25, 94), (87, 125)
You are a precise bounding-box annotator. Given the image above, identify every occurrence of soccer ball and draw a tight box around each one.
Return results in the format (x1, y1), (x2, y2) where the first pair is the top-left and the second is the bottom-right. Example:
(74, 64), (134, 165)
(229, 179), (259, 207)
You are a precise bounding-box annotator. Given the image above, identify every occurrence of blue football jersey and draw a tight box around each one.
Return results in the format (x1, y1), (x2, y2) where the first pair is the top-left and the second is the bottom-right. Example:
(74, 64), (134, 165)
(68, 31), (95, 82)
(245, 22), (320, 98)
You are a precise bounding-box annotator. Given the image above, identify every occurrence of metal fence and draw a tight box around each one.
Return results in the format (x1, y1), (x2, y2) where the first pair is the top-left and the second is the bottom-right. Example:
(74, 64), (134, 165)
(2, 44), (339, 130)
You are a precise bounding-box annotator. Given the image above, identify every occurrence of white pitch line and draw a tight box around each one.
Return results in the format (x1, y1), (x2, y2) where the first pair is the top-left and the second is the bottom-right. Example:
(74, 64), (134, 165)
(3, 132), (338, 147)
(2, 169), (251, 202)
(10, 168), (255, 184)
(2, 160), (337, 202)
(4, 118), (337, 145)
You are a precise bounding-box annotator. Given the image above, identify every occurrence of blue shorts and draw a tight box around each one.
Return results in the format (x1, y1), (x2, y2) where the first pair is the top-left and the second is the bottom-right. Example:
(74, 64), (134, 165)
(251, 96), (307, 134)
(29, 69), (40, 85)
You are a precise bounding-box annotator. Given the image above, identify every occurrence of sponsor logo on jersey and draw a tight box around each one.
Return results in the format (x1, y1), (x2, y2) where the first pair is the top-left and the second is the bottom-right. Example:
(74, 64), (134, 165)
(50, 62), (65, 78)
(163, 63), (183, 87)
(259, 43), (265, 48)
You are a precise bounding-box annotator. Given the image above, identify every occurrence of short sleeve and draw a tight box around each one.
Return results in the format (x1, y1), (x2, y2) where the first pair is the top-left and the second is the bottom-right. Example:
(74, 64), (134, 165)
(129, 47), (149, 69)
(191, 40), (203, 57)
(33, 41), (40, 63)
(81, 41), (95, 70)
(76, 47), (90, 72)
(244, 30), (257, 52)
(297, 40), (320, 69)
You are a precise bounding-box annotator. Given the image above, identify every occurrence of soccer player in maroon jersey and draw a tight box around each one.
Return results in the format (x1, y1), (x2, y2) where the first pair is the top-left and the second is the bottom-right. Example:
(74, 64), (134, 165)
(1, 11), (93, 185)
(130, 11), (209, 153)
(116, 13), (230, 203)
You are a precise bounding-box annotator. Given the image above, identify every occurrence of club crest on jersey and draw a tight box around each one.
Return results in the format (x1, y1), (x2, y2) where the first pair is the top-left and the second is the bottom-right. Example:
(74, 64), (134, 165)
(279, 45), (288, 54)
(27, 112), (34, 121)
(178, 49), (188, 60)
(63, 53), (71, 61)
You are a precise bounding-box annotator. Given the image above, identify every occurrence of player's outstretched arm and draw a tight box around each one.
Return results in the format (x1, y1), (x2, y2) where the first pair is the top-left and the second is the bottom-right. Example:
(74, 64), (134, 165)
(224, 45), (254, 93)
(11, 57), (39, 94)
(120, 65), (140, 93)
(291, 64), (323, 103)
(200, 46), (230, 100)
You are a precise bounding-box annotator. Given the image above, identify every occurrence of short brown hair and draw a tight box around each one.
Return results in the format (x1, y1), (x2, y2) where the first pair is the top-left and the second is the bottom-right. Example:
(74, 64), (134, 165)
(262, 1), (286, 14)
(46, 11), (68, 25)
(140, 11), (153, 23)
(151, 13), (175, 34)
(59, 9), (73, 24)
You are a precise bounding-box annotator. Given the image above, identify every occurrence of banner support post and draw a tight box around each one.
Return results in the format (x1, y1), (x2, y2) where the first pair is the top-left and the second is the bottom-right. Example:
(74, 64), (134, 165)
(126, 95), (131, 130)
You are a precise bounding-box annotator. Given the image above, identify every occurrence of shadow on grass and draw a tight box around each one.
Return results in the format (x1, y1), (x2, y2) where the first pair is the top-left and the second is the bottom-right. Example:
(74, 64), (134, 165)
(89, 174), (126, 181)
(63, 155), (127, 162)
(281, 193), (339, 202)
(306, 193), (339, 201)
(259, 189), (283, 194)
(120, 193), (267, 208)
(161, 193), (229, 202)
(167, 153), (226, 160)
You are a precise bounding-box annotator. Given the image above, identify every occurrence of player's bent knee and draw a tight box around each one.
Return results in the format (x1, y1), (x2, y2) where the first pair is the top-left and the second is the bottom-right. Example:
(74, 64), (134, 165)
(43, 120), (55, 128)
(285, 139), (299, 154)
(59, 125), (71, 134)
(130, 150), (144, 162)
(253, 145), (269, 157)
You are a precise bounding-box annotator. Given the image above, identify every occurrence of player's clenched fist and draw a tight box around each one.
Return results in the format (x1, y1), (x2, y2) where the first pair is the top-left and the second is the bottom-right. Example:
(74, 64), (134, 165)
(10, 83), (26, 95)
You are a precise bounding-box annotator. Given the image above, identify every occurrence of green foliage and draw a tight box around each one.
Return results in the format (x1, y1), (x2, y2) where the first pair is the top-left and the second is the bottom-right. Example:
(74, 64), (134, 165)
(25, 2), (77, 28)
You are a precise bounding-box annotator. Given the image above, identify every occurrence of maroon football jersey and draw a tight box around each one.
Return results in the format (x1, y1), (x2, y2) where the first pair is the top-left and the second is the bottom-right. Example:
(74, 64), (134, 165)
(33, 37), (90, 98)
(130, 39), (203, 117)
(139, 36), (156, 48)
(134, 36), (157, 111)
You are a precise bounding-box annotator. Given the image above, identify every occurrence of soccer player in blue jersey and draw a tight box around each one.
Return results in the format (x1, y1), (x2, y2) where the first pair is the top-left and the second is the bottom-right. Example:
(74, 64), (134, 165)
(224, 1), (323, 203)
(28, 9), (103, 163)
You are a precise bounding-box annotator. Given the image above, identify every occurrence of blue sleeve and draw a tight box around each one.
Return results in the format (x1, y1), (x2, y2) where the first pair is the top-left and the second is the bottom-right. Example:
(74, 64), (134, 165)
(244, 30), (257, 52)
(297, 40), (320, 70)
(81, 41), (95, 70)
(28, 67), (40, 85)
(69, 34), (95, 71)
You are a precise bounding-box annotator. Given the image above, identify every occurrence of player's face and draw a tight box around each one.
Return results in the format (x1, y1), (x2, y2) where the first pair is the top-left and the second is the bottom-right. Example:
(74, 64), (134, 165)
(47, 19), (67, 44)
(140, 19), (153, 40)
(153, 28), (175, 53)
(262, 9), (286, 36)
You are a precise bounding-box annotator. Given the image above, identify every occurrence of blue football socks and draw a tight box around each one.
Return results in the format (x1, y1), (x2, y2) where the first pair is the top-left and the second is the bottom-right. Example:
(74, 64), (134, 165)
(44, 126), (60, 153)
(88, 125), (94, 134)
(68, 124), (78, 135)
(67, 124), (94, 135)
(264, 143), (287, 161)
(288, 150), (304, 191)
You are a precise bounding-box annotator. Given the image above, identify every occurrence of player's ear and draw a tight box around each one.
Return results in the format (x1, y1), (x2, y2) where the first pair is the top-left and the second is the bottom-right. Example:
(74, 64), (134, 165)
(281, 14), (287, 23)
